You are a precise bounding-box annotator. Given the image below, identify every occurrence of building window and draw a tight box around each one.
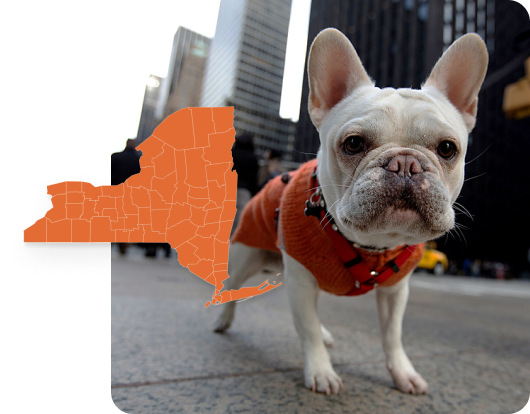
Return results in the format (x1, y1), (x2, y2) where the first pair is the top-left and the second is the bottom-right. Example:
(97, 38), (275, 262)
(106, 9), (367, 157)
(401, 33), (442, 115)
(418, 2), (429, 21)
(467, 1), (476, 19)
(456, 12), (465, 31)
(444, 24), (453, 45)
(486, 0), (495, 53)
(477, 9), (486, 28)
(444, 2), (453, 23)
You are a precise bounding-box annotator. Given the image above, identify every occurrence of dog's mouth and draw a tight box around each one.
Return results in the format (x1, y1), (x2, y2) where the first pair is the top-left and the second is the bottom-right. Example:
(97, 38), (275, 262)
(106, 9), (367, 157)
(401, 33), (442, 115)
(341, 200), (422, 229)
(338, 170), (453, 239)
(384, 189), (424, 220)
(392, 196), (417, 210)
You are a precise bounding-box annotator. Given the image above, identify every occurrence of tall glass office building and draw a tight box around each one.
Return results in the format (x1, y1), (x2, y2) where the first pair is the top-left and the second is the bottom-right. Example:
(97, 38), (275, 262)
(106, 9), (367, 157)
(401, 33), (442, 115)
(200, 0), (294, 156)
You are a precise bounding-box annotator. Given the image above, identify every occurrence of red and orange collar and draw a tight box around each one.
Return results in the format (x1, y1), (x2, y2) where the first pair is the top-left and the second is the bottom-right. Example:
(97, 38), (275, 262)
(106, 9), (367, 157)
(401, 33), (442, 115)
(304, 167), (419, 295)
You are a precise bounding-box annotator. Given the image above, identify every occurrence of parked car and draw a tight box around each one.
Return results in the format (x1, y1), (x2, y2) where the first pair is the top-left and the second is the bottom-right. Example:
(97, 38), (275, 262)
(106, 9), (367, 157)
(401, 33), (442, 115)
(417, 241), (449, 276)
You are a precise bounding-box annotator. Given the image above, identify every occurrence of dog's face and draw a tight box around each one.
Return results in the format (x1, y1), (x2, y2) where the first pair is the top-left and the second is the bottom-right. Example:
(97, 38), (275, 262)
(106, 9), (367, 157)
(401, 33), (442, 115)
(308, 29), (488, 249)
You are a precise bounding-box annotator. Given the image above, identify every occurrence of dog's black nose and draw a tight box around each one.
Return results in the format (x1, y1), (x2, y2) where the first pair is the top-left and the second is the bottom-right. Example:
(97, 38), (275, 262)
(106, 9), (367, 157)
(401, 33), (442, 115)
(385, 155), (423, 177)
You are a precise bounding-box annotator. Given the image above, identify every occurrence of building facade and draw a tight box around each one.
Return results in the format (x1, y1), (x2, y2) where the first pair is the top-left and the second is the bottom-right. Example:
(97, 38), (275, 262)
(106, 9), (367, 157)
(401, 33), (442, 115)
(136, 75), (162, 144)
(448, 0), (530, 274)
(200, 0), (294, 157)
(163, 39), (209, 117)
(136, 27), (210, 144)
(160, 28), (211, 119)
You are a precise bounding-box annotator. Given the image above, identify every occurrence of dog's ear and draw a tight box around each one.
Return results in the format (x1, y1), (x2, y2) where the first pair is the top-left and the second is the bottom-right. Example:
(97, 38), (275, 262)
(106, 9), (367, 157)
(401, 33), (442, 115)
(423, 33), (488, 132)
(308, 28), (372, 129)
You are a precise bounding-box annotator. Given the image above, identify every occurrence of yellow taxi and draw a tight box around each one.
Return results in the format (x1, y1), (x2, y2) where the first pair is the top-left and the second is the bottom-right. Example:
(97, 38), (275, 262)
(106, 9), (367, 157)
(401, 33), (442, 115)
(417, 241), (449, 276)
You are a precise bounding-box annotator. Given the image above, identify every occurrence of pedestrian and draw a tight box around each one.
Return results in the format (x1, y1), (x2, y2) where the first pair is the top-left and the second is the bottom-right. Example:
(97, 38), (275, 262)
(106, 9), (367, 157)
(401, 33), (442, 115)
(495, 262), (506, 279)
(471, 259), (481, 277)
(482, 260), (493, 278)
(144, 243), (172, 259)
(463, 258), (471, 276)
(111, 138), (141, 186)
(259, 149), (283, 189)
(231, 132), (259, 234)
(448, 260), (458, 275)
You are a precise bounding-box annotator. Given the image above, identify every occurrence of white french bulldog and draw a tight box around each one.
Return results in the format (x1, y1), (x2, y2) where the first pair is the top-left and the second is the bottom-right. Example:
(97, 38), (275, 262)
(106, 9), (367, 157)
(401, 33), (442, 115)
(215, 28), (488, 395)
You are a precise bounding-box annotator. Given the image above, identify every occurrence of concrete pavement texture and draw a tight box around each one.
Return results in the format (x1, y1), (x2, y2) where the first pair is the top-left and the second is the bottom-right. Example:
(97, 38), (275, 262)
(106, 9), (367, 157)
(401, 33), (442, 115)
(111, 247), (530, 414)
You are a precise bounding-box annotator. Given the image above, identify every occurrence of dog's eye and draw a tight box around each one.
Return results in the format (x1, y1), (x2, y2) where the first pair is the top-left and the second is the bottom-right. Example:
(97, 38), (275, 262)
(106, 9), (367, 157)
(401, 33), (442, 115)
(343, 135), (364, 155)
(437, 140), (457, 159)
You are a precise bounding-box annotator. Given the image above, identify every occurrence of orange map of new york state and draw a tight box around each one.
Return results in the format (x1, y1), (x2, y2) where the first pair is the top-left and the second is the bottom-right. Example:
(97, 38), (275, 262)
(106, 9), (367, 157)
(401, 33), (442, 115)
(24, 107), (281, 307)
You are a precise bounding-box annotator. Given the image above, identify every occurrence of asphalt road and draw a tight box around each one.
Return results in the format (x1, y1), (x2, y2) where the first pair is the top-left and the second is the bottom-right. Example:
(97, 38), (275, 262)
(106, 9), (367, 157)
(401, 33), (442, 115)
(111, 246), (530, 414)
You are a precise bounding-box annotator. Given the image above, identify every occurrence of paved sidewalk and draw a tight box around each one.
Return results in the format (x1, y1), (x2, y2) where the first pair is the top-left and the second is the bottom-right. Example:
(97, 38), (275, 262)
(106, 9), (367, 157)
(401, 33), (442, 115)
(111, 247), (530, 414)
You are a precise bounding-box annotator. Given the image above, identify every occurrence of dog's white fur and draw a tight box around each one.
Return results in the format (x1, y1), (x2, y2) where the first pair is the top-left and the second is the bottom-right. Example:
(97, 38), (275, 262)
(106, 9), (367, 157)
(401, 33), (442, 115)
(215, 29), (488, 395)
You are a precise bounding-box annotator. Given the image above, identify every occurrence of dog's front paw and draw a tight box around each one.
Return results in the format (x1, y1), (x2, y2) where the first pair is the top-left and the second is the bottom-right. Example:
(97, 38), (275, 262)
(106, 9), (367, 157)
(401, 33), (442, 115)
(387, 354), (428, 395)
(304, 360), (343, 395)
(390, 368), (428, 395)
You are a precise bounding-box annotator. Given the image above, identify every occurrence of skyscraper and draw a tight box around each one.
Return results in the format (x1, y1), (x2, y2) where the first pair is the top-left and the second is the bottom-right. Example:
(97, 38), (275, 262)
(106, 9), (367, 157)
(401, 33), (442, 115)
(200, 0), (293, 157)
(445, 0), (530, 274)
(136, 27), (210, 144)
(158, 27), (211, 120)
(163, 38), (210, 118)
(136, 75), (162, 144)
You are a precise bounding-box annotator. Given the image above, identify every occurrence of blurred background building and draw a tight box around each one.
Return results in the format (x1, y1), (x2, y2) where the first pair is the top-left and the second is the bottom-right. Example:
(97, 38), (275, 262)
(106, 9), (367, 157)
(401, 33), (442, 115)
(136, 27), (211, 144)
(136, 75), (162, 144)
(454, 0), (530, 276)
(159, 28), (211, 120)
(294, 0), (530, 276)
(200, 0), (296, 159)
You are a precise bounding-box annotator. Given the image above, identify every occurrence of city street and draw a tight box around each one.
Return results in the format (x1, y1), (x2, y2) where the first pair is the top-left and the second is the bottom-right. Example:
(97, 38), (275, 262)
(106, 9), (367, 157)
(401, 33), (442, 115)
(111, 246), (530, 414)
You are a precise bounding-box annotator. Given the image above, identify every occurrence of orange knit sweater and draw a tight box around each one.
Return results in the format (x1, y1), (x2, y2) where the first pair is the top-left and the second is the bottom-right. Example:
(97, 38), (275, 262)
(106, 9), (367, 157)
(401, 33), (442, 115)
(231, 159), (424, 295)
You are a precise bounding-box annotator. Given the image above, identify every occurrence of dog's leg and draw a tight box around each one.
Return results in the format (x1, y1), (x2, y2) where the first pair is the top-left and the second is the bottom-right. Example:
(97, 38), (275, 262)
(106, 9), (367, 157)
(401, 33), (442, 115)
(283, 251), (342, 394)
(320, 323), (334, 347)
(213, 243), (268, 332)
(313, 290), (335, 347)
(317, 290), (334, 347)
(376, 273), (428, 395)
